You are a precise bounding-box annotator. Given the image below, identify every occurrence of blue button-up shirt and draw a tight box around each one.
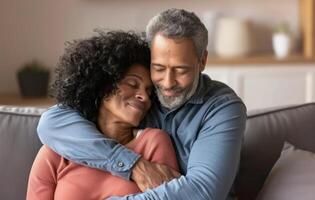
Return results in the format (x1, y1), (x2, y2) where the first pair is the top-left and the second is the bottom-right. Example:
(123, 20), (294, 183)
(37, 74), (246, 200)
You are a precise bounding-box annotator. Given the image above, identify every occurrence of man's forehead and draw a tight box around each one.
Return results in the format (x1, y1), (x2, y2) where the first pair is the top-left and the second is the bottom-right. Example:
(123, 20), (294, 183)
(152, 34), (194, 45)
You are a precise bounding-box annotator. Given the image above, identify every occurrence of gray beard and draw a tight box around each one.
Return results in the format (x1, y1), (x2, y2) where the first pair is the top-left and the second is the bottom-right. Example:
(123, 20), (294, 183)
(156, 73), (200, 110)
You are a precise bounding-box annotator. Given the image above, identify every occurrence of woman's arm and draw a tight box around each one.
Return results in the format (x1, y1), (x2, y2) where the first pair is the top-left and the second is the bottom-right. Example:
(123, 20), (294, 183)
(37, 105), (140, 180)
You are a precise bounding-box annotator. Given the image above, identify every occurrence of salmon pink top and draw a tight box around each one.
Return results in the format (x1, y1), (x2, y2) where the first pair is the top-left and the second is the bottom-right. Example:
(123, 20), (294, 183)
(27, 128), (178, 200)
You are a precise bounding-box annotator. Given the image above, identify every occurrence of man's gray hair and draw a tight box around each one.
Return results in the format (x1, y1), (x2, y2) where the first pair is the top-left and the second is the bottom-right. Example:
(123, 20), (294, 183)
(146, 8), (208, 59)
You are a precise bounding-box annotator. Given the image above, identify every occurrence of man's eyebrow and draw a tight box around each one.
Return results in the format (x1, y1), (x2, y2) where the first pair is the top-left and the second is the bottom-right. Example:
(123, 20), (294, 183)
(151, 63), (165, 67)
(173, 65), (192, 68)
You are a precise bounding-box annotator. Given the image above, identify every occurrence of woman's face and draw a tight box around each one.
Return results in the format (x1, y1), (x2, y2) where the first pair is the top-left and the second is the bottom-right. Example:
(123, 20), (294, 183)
(101, 64), (152, 127)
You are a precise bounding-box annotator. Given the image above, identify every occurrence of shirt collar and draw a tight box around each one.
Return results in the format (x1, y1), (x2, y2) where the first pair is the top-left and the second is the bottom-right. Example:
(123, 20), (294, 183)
(186, 74), (212, 105)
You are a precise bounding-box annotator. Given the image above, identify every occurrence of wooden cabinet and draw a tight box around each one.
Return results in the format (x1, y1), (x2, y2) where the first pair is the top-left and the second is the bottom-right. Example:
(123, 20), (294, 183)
(204, 64), (315, 110)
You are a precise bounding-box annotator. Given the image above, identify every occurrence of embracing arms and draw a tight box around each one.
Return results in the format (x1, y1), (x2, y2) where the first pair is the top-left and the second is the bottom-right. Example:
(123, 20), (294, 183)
(37, 105), (140, 179)
(37, 105), (178, 184)
(38, 100), (246, 200)
(108, 101), (246, 200)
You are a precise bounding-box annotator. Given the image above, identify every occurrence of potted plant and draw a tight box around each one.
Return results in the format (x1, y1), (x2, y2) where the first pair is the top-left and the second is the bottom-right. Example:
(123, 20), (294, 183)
(17, 60), (50, 97)
(272, 22), (293, 59)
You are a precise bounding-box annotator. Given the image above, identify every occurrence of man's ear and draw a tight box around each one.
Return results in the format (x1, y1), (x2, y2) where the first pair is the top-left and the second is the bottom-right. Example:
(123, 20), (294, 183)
(199, 50), (208, 72)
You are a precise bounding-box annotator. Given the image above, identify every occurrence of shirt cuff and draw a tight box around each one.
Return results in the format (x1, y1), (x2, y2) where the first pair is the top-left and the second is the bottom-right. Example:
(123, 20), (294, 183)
(109, 147), (141, 180)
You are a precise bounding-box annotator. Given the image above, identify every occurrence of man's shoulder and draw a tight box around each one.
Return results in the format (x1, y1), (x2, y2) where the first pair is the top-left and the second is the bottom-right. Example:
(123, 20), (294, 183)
(198, 77), (247, 125)
(200, 75), (243, 105)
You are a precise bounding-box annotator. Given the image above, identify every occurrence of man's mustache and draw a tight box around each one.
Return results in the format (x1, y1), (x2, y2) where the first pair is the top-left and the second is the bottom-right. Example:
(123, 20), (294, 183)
(155, 85), (183, 94)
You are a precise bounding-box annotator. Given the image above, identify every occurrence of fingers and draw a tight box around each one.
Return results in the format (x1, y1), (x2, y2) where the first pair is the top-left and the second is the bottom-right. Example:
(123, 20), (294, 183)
(170, 168), (181, 178)
(157, 164), (178, 181)
(131, 158), (181, 191)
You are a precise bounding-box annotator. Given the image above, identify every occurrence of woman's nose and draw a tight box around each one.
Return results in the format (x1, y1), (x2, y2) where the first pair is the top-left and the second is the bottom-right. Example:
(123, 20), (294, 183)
(135, 90), (149, 102)
(135, 90), (151, 110)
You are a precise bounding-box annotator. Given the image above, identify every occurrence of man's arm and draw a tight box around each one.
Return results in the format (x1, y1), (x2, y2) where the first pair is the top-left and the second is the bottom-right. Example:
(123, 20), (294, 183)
(37, 105), (140, 180)
(108, 101), (246, 200)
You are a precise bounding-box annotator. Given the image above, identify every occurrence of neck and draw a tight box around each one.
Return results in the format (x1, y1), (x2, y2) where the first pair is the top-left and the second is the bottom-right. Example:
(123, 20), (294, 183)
(97, 110), (134, 145)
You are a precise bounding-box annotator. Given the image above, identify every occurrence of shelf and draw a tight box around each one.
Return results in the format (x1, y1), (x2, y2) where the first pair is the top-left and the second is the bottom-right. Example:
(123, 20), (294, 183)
(207, 0), (315, 66)
(0, 94), (55, 107)
(206, 53), (315, 65)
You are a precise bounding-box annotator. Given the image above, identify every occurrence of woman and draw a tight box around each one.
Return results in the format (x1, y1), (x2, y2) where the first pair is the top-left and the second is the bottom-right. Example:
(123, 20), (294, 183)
(27, 30), (178, 200)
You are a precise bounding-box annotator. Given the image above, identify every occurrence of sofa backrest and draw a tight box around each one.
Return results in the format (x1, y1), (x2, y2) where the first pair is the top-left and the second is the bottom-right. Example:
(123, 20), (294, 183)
(0, 106), (45, 200)
(1, 103), (315, 200)
(235, 103), (315, 200)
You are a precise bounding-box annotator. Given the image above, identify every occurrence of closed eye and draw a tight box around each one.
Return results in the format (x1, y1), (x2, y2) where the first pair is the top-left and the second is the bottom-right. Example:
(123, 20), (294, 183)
(176, 68), (189, 74)
(151, 64), (165, 71)
(125, 79), (138, 88)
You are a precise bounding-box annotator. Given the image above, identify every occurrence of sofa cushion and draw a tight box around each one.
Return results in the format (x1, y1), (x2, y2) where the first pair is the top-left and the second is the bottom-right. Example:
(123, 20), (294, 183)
(257, 142), (315, 200)
(0, 106), (46, 200)
(235, 103), (315, 200)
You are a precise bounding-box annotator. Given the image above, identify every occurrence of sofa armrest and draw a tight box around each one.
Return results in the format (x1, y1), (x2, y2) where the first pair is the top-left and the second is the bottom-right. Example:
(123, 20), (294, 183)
(236, 103), (315, 200)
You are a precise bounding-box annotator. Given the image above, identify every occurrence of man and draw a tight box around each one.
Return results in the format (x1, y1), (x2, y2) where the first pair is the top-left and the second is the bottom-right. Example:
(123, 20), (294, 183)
(37, 8), (246, 200)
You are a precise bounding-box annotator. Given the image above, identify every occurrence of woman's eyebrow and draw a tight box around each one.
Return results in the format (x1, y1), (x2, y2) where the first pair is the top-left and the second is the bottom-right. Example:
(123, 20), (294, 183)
(126, 74), (143, 80)
(126, 74), (152, 87)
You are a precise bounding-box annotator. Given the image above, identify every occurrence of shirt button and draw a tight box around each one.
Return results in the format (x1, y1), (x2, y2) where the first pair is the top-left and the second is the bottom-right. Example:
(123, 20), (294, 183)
(117, 161), (125, 167)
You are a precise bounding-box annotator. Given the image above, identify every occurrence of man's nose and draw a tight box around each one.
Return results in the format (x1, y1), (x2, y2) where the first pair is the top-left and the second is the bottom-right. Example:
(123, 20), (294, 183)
(162, 70), (176, 89)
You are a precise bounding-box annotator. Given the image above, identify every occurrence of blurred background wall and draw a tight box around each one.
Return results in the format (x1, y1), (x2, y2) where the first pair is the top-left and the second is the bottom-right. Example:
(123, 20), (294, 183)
(0, 0), (299, 94)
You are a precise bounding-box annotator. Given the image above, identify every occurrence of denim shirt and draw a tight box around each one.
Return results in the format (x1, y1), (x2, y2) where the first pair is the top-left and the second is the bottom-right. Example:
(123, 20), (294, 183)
(37, 74), (246, 200)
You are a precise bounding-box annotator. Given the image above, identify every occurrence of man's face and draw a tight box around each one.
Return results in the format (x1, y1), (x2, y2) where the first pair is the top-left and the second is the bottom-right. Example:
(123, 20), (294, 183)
(150, 34), (207, 109)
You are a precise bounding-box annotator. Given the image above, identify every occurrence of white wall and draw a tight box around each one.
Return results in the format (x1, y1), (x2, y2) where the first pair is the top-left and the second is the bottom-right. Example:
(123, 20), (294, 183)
(0, 0), (299, 94)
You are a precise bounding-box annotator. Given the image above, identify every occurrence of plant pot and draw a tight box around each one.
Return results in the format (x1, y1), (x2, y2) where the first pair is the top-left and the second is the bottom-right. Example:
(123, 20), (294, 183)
(272, 33), (292, 59)
(214, 18), (251, 58)
(201, 11), (219, 55)
(17, 72), (49, 98)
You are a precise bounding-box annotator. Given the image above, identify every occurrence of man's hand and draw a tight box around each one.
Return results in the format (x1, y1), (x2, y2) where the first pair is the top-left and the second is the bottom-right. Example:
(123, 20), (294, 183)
(131, 157), (181, 191)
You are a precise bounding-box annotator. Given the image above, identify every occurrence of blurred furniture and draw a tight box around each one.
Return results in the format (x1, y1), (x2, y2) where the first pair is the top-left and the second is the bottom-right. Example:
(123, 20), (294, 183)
(0, 106), (45, 200)
(235, 102), (315, 199)
(0, 103), (314, 199)
(204, 0), (315, 111)
(207, 0), (315, 64)
(0, 94), (54, 107)
(204, 64), (315, 110)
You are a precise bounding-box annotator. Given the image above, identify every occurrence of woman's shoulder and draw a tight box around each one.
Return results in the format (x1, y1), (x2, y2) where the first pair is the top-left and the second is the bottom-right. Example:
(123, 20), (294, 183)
(30, 145), (66, 182)
(35, 145), (64, 166)
(138, 128), (171, 141)
(127, 128), (172, 150)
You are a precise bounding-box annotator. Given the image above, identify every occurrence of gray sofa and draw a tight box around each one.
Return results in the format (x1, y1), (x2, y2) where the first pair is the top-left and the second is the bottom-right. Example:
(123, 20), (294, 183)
(1, 103), (315, 200)
(0, 106), (45, 200)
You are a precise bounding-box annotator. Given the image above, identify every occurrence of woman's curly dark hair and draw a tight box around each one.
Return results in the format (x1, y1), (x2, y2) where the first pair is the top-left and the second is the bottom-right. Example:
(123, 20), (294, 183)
(51, 30), (151, 123)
